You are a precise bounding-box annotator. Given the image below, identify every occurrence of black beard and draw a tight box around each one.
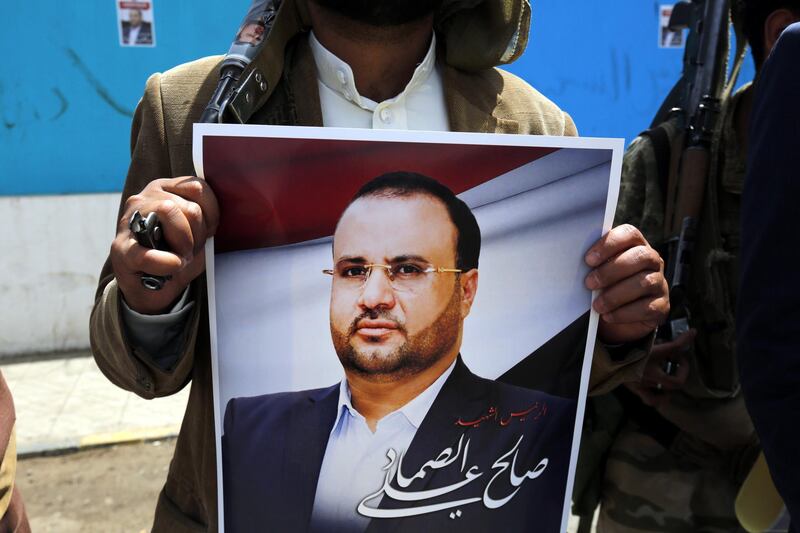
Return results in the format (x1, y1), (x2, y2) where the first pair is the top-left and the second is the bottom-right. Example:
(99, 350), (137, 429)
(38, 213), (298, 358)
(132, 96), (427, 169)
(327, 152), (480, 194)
(312, 0), (441, 26)
(331, 287), (461, 382)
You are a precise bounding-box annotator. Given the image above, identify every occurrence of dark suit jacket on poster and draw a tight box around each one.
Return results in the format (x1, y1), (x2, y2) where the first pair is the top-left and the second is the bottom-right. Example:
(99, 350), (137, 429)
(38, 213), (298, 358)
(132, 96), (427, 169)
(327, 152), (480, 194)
(222, 358), (577, 533)
(121, 21), (153, 45)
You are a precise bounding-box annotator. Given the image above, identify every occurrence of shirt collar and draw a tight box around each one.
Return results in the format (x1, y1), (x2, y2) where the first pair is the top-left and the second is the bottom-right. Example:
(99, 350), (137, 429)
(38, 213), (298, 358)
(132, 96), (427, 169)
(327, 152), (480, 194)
(308, 30), (438, 112)
(332, 357), (457, 432)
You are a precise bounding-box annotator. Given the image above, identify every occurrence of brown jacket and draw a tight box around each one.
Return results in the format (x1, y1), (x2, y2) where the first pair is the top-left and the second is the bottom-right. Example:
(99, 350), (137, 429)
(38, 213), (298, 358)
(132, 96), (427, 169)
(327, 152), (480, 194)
(90, 34), (646, 532)
(0, 373), (29, 533)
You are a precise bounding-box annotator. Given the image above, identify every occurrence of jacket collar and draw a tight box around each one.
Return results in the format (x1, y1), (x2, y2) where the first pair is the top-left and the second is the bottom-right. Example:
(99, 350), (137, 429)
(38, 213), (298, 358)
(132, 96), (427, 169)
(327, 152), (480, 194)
(442, 61), (520, 134)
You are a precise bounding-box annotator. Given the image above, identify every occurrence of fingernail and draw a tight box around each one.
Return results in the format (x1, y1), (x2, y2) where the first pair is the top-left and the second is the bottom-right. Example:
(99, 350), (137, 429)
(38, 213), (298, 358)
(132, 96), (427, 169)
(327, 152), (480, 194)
(593, 298), (606, 313)
(585, 251), (602, 267)
(585, 271), (600, 290)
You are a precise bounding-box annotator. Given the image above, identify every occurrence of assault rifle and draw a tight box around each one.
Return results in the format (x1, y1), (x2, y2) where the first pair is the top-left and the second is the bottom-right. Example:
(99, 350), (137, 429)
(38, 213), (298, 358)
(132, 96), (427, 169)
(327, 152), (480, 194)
(200, 0), (283, 124)
(572, 4), (747, 529)
(651, 0), (736, 341)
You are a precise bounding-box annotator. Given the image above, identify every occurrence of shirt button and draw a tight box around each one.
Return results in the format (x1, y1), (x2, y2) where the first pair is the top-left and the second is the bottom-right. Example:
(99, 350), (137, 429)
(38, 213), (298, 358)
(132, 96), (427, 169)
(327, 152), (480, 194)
(336, 69), (346, 84)
(380, 108), (393, 123)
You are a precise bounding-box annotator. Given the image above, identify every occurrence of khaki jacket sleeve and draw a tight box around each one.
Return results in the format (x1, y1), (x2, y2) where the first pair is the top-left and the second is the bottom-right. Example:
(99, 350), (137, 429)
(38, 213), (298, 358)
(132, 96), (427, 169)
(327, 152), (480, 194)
(89, 72), (202, 399)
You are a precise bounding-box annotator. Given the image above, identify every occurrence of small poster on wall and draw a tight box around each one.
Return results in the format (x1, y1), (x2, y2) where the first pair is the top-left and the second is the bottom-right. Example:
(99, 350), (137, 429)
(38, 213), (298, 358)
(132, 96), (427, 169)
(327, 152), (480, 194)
(117, 0), (156, 47)
(659, 4), (685, 49)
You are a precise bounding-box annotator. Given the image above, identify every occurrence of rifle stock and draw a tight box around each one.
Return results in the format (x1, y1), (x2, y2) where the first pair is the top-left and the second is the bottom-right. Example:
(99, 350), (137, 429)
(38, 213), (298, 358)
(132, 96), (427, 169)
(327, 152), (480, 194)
(200, 0), (284, 124)
(659, 0), (731, 339)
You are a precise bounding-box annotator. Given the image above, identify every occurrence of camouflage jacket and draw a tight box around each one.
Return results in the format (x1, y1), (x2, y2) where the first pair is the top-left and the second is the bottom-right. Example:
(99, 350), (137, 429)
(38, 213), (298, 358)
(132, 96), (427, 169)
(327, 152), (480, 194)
(570, 84), (759, 522)
(615, 83), (752, 401)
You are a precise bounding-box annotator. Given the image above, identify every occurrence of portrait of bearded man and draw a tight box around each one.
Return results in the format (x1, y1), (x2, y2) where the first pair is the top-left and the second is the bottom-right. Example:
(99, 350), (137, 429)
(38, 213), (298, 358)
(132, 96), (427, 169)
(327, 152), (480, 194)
(221, 172), (577, 533)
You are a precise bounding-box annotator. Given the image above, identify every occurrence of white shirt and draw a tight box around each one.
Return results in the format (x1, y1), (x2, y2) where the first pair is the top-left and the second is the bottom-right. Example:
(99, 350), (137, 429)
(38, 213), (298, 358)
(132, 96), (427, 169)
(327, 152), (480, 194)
(309, 30), (450, 131)
(127, 24), (140, 44)
(309, 359), (456, 532)
(121, 32), (451, 360)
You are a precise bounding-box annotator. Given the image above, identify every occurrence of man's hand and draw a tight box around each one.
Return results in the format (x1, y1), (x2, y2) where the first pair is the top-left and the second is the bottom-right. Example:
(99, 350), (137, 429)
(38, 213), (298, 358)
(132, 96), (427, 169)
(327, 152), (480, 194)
(110, 177), (220, 315)
(625, 329), (694, 408)
(584, 224), (669, 344)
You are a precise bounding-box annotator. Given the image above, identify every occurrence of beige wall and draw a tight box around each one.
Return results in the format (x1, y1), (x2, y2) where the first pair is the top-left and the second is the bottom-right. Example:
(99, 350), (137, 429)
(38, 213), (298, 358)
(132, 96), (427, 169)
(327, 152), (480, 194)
(0, 193), (119, 356)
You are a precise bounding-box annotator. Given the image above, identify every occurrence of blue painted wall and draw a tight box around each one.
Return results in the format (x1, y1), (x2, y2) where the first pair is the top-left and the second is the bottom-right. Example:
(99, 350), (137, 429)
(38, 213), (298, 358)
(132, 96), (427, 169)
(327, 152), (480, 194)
(0, 1), (245, 196)
(0, 1), (754, 196)
(509, 1), (755, 138)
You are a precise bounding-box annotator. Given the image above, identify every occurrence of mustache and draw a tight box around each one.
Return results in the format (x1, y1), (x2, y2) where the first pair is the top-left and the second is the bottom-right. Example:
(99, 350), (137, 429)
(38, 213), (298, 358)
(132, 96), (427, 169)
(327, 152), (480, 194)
(348, 309), (406, 336)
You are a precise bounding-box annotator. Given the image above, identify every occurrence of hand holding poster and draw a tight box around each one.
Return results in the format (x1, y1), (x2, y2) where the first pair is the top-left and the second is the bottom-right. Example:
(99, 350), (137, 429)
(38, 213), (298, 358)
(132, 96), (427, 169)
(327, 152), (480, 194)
(193, 125), (622, 532)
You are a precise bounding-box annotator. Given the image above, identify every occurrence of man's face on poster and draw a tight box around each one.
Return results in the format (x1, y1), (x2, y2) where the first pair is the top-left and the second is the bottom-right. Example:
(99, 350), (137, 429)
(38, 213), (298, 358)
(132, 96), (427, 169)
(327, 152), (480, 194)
(129, 9), (143, 27)
(329, 193), (477, 381)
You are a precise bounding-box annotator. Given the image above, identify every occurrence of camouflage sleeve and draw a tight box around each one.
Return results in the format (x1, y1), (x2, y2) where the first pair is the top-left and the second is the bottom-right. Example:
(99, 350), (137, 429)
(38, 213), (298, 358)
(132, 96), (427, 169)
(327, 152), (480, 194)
(589, 335), (654, 395)
(613, 120), (678, 244)
(588, 128), (675, 395)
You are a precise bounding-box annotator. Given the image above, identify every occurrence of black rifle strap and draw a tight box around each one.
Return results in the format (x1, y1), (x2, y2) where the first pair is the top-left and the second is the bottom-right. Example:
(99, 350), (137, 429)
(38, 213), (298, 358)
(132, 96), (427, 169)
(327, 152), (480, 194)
(228, 0), (306, 124)
(639, 124), (673, 201)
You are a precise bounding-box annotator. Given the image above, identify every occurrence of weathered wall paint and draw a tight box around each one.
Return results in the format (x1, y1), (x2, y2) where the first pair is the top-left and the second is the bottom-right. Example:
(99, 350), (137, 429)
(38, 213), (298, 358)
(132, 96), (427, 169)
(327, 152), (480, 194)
(0, 1), (244, 196)
(0, 1), (755, 196)
(0, 194), (120, 356)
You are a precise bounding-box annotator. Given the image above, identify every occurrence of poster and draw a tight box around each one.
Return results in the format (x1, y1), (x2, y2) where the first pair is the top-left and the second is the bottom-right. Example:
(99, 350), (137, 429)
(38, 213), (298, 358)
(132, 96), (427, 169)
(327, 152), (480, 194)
(117, 0), (156, 47)
(659, 4), (684, 49)
(194, 125), (623, 532)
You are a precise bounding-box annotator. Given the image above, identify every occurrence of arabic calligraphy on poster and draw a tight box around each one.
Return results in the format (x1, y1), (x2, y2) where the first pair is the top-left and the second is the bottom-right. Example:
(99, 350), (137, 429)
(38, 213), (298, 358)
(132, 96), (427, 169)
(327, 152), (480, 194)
(359, 432), (549, 519)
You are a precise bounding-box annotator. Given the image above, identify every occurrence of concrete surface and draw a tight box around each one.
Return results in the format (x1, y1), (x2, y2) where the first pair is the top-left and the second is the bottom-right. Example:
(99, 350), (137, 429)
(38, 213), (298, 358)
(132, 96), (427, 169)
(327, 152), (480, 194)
(2, 351), (188, 456)
(0, 193), (120, 356)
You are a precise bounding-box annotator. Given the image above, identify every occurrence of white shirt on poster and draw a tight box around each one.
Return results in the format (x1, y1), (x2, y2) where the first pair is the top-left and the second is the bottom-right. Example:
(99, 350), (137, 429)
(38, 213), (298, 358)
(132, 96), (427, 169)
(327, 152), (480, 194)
(127, 25), (140, 45)
(309, 359), (457, 532)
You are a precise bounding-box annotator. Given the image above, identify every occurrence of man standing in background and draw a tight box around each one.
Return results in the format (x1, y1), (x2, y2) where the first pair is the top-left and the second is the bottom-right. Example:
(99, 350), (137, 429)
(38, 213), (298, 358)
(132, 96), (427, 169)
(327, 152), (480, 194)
(91, 0), (669, 529)
(738, 21), (800, 530)
(597, 2), (800, 531)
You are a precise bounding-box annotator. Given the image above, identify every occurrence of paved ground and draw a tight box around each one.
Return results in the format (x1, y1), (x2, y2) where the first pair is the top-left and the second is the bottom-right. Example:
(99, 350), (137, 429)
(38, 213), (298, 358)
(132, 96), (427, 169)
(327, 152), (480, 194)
(3, 352), (186, 531)
(17, 439), (175, 533)
(2, 351), (188, 456)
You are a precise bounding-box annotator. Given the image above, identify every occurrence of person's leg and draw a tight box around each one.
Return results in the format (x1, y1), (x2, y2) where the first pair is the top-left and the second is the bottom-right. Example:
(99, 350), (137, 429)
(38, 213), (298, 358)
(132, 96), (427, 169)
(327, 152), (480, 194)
(598, 422), (744, 533)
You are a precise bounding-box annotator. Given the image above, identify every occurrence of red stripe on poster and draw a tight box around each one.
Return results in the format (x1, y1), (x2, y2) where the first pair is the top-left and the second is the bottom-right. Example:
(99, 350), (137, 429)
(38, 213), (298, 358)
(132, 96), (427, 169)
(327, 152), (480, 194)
(120, 2), (151, 9)
(203, 136), (558, 253)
